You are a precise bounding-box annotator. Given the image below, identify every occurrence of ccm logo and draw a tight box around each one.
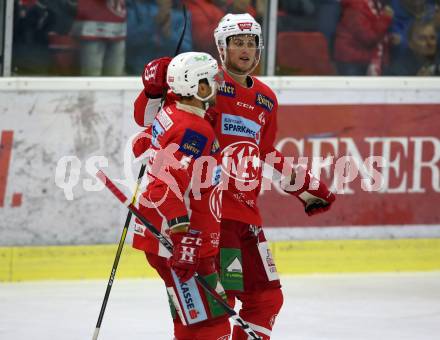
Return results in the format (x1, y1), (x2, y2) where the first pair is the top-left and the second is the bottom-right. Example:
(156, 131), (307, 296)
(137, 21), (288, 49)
(236, 101), (255, 110)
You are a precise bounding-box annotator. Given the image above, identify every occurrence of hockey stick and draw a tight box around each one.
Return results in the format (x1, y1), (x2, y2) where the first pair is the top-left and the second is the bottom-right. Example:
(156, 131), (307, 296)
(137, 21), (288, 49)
(92, 6), (188, 340)
(91, 165), (144, 340)
(97, 170), (262, 340)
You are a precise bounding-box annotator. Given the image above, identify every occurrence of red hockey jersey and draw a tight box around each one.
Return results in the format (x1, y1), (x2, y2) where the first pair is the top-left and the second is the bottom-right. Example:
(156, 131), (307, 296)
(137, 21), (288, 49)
(132, 102), (222, 258)
(206, 70), (279, 225)
(134, 69), (283, 226)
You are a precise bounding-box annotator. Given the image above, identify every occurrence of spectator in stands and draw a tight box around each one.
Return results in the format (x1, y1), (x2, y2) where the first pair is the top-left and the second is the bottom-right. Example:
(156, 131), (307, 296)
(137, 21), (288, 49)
(183, 0), (224, 58)
(213, 0), (228, 7)
(226, 0), (253, 14)
(277, 0), (340, 61)
(125, 0), (192, 75)
(13, 0), (51, 75)
(224, 0), (264, 19)
(71, 0), (127, 76)
(213, 0), (265, 19)
(278, 0), (319, 32)
(386, 20), (439, 75)
(317, 0), (341, 54)
(12, 0), (76, 75)
(277, 0), (341, 52)
(334, 0), (394, 75)
(390, 0), (437, 54)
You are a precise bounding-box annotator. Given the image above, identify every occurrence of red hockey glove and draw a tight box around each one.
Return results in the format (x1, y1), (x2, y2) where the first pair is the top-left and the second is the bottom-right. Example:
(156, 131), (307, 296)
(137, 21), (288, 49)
(132, 126), (152, 158)
(169, 221), (202, 282)
(285, 166), (336, 216)
(142, 57), (172, 98)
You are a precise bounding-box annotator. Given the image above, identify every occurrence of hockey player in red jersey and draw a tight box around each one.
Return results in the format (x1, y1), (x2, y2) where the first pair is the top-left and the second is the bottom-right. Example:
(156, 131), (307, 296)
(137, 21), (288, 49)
(131, 52), (230, 340)
(209, 14), (335, 340)
(133, 13), (336, 340)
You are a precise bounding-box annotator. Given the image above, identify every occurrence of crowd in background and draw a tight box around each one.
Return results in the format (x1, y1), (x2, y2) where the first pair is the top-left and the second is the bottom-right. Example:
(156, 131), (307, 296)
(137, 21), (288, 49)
(10, 0), (440, 76)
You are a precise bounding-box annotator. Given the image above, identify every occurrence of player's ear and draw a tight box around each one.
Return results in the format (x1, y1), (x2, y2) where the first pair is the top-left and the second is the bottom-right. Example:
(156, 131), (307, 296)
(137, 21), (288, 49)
(197, 80), (211, 99)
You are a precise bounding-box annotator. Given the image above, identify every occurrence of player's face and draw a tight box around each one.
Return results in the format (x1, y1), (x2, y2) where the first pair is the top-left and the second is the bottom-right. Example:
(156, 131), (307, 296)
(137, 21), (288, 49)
(410, 25), (437, 58)
(200, 71), (223, 106)
(225, 34), (259, 75)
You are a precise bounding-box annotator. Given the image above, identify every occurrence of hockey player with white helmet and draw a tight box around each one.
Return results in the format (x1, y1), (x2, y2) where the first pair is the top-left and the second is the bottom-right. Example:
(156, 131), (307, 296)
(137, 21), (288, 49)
(214, 13), (263, 76)
(134, 13), (336, 340)
(131, 52), (231, 340)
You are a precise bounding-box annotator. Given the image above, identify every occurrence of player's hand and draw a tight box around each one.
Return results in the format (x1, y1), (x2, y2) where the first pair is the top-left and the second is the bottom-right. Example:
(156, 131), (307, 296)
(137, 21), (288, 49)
(285, 166), (336, 216)
(169, 223), (202, 282)
(142, 57), (172, 98)
(304, 194), (335, 216)
(132, 126), (152, 158)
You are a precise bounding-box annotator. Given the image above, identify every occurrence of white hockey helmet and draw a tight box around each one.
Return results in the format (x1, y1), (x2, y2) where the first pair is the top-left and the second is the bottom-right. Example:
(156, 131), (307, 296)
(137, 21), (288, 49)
(214, 13), (263, 68)
(167, 52), (219, 102)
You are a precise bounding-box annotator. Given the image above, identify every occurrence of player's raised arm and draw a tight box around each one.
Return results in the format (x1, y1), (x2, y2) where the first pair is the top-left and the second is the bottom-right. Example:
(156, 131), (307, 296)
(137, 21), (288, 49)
(134, 57), (180, 127)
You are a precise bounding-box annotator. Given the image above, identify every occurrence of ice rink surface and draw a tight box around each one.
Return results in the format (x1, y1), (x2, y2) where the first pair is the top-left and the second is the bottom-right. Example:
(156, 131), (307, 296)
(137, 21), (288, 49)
(1, 272), (439, 340)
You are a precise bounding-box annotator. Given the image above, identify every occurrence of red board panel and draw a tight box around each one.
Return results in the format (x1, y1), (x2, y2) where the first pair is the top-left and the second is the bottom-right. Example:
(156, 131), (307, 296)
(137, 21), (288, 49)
(259, 104), (440, 227)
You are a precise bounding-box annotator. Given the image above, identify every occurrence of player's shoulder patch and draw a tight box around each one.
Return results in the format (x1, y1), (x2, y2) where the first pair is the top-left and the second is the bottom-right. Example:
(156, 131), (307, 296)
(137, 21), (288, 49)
(255, 92), (275, 112)
(253, 78), (276, 113)
(217, 82), (236, 98)
(179, 128), (208, 159)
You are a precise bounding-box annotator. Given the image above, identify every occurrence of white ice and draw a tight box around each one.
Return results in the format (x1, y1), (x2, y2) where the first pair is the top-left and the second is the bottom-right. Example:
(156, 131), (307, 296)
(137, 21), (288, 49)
(1, 273), (439, 340)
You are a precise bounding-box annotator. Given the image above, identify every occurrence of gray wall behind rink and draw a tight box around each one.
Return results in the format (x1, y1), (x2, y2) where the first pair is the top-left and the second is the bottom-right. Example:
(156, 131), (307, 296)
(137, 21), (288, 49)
(0, 89), (142, 246)
(2, 77), (440, 247)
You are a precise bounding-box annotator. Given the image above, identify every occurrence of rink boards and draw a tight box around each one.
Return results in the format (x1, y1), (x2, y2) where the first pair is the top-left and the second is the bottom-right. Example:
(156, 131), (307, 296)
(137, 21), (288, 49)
(1, 238), (440, 281)
(1, 77), (440, 281)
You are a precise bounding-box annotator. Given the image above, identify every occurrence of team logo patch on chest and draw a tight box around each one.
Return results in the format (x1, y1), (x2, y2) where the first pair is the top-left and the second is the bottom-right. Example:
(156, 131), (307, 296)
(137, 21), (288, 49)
(221, 141), (261, 182)
(255, 92), (274, 112)
(218, 82), (236, 97)
(179, 129), (207, 159)
(221, 113), (261, 141)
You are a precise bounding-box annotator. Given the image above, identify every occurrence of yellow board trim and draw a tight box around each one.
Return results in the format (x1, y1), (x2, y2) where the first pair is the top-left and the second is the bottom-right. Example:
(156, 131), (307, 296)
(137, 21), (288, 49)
(0, 244), (158, 282)
(1, 239), (440, 282)
(272, 239), (440, 274)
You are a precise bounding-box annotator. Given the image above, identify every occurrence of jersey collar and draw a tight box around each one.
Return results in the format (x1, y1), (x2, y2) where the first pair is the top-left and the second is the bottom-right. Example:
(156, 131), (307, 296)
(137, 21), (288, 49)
(176, 101), (206, 118)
